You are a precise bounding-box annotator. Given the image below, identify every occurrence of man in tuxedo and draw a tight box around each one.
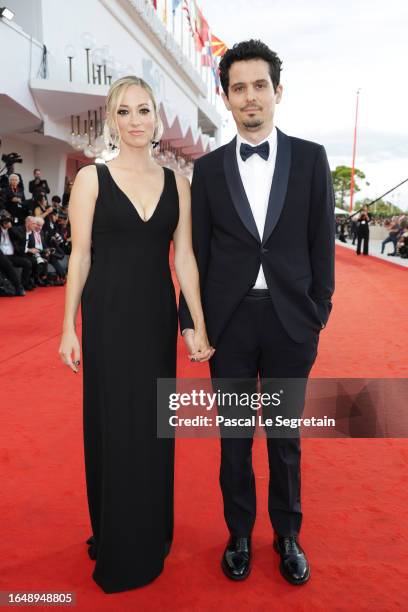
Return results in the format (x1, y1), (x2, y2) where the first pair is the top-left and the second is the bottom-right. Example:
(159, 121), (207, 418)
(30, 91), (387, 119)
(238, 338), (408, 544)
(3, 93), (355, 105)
(179, 39), (335, 585)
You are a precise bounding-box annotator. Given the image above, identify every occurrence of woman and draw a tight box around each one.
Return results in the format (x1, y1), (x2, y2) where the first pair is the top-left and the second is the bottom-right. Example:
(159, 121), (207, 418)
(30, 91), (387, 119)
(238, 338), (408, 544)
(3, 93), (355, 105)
(5, 174), (28, 226)
(33, 193), (54, 231)
(58, 76), (214, 593)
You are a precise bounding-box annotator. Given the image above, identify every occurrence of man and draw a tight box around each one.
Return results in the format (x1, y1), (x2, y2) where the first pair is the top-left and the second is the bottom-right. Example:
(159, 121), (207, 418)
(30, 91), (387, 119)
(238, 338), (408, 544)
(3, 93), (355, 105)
(13, 216), (49, 286)
(179, 39), (335, 586)
(381, 217), (402, 256)
(28, 168), (50, 198)
(0, 209), (30, 295)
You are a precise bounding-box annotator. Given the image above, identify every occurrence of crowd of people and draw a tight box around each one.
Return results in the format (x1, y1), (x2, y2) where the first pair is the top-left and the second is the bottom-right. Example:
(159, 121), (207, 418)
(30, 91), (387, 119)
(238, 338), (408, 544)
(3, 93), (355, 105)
(0, 165), (72, 297)
(336, 209), (408, 258)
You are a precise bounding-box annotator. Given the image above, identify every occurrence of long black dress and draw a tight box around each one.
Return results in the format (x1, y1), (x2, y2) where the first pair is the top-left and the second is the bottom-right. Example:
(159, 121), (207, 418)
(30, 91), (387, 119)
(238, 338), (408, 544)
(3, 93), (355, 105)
(80, 162), (179, 593)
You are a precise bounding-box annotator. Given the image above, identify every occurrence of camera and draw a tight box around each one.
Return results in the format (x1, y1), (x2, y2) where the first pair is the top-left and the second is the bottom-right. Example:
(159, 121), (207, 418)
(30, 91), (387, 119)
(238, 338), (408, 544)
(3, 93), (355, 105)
(50, 232), (64, 245)
(1, 152), (23, 168)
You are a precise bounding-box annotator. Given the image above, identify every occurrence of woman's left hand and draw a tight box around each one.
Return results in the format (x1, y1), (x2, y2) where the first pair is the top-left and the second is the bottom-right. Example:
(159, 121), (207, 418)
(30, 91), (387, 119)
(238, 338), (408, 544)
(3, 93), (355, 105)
(189, 327), (215, 363)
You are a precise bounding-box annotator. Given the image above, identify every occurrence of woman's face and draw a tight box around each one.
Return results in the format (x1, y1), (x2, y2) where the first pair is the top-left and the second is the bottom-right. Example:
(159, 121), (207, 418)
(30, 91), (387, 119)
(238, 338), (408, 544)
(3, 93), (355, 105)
(113, 84), (156, 150)
(9, 176), (18, 188)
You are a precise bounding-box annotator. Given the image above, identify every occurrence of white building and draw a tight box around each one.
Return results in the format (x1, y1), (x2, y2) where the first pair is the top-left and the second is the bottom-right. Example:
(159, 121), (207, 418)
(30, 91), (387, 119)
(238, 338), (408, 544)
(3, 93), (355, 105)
(0, 0), (222, 198)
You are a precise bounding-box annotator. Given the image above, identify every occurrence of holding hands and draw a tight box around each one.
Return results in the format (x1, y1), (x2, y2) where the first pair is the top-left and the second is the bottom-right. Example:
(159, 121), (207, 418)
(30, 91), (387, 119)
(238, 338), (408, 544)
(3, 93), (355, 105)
(183, 327), (215, 363)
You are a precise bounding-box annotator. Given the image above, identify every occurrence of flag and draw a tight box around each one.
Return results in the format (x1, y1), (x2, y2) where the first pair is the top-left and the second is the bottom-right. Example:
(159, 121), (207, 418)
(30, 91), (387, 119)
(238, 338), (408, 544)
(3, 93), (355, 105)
(211, 34), (228, 57)
(172, 0), (181, 11)
(201, 40), (221, 95)
(194, 6), (210, 51)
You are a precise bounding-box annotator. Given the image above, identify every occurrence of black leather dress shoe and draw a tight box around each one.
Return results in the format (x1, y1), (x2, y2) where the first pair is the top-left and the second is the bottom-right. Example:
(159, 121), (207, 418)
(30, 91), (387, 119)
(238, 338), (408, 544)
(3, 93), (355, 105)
(273, 536), (310, 585)
(221, 536), (251, 581)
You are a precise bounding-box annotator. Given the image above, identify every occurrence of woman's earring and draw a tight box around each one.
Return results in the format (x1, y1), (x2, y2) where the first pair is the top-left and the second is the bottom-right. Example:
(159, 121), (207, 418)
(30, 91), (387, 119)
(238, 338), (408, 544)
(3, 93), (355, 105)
(109, 131), (120, 150)
(103, 122), (120, 150)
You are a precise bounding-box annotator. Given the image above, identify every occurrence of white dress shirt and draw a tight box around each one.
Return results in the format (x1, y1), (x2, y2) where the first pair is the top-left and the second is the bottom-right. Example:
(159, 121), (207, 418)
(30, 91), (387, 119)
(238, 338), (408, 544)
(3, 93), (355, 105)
(236, 125), (277, 289)
(0, 228), (14, 255)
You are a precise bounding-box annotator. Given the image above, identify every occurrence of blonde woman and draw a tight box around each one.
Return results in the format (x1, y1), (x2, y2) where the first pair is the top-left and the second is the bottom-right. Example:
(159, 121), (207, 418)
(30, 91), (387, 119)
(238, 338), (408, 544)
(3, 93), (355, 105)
(58, 76), (214, 593)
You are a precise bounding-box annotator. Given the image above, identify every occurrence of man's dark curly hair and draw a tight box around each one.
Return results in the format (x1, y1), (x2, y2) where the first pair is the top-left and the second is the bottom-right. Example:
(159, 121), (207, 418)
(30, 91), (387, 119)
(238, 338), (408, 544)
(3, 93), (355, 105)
(219, 39), (283, 96)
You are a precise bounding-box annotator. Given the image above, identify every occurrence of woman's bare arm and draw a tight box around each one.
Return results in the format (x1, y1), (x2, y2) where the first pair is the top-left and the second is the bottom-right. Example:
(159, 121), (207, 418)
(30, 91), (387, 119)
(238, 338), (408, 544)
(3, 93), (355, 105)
(173, 172), (214, 361)
(59, 164), (98, 371)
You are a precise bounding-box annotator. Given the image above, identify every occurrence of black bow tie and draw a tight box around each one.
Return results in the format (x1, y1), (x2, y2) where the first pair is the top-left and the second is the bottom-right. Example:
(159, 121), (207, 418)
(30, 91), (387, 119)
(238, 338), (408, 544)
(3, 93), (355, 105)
(239, 140), (270, 162)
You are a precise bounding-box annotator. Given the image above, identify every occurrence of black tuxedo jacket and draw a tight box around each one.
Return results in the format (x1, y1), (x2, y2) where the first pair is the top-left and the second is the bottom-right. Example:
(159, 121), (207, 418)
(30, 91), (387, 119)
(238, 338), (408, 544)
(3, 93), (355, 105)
(178, 127), (335, 345)
(7, 226), (28, 256)
(27, 229), (49, 250)
(10, 226), (49, 254)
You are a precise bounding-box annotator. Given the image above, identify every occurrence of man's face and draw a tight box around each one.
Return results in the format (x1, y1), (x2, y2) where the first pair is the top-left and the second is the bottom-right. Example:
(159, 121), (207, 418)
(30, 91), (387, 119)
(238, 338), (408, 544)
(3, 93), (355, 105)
(221, 58), (282, 135)
(33, 222), (42, 232)
(34, 170), (41, 179)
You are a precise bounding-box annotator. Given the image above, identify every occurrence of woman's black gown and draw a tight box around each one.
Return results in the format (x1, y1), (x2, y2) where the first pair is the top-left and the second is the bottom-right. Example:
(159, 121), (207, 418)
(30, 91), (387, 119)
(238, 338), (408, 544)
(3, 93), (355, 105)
(80, 162), (179, 593)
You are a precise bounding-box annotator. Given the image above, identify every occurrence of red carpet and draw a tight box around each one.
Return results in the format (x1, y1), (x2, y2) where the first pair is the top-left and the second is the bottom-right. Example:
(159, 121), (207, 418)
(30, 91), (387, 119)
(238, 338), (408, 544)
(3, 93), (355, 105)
(1, 245), (407, 610)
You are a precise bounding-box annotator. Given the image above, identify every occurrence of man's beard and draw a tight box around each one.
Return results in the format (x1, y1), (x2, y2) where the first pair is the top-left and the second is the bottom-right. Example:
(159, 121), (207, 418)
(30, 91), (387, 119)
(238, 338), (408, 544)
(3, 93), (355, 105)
(242, 118), (263, 130)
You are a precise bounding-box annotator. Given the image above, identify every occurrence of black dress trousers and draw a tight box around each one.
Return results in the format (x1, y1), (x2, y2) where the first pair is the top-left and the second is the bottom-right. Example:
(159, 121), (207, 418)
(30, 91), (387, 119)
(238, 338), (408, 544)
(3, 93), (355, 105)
(209, 292), (319, 538)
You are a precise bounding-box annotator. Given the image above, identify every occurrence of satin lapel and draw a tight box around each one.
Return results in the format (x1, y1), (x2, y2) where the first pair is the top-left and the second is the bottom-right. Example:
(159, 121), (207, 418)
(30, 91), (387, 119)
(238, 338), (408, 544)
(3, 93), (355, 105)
(262, 128), (291, 246)
(223, 136), (261, 243)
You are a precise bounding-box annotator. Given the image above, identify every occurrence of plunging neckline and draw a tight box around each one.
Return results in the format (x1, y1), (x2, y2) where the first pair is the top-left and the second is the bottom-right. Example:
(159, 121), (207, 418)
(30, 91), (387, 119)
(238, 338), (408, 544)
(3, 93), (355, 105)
(104, 164), (167, 223)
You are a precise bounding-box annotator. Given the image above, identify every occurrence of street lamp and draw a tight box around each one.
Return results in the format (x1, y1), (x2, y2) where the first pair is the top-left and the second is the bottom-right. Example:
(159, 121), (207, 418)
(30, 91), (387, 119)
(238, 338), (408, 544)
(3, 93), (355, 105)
(80, 32), (96, 84)
(0, 7), (14, 20)
(64, 45), (76, 82)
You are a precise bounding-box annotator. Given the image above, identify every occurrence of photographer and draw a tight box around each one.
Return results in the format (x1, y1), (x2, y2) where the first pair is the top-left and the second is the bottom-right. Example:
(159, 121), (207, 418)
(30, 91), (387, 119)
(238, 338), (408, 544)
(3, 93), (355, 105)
(56, 211), (71, 255)
(20, 216), (49, 286)
(28, 169), (50, 198)
(30, 217), (64, 286)
(398, 227), (408, 258)
(51, 195), (62, 211)
(4, 174), (29, 226)
(0, 209), (30, 295)
(356, 204), (371, 255)
(44, 209), (67, 284)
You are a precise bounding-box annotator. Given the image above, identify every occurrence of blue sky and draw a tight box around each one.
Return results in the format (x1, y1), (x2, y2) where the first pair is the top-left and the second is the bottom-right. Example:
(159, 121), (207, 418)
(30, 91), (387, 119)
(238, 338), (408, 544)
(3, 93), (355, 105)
(204, 0), (408, 210)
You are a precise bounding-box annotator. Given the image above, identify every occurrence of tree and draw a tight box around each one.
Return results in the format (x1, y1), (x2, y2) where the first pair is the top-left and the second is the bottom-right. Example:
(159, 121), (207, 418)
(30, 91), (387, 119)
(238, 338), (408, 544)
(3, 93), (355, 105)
(331, 166), (366, 209)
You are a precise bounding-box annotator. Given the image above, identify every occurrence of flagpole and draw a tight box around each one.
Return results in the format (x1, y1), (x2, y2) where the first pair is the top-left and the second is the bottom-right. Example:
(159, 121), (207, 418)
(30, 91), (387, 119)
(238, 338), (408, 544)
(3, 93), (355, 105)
(180, 2), (183, 52)
(172, 0), (175, 36)
(349, 88), (361, 213)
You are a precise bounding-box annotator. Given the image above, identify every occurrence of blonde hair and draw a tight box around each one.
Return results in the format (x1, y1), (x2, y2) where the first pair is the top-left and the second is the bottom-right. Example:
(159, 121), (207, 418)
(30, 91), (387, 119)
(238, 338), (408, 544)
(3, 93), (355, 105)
(103, 75), (164, 151)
